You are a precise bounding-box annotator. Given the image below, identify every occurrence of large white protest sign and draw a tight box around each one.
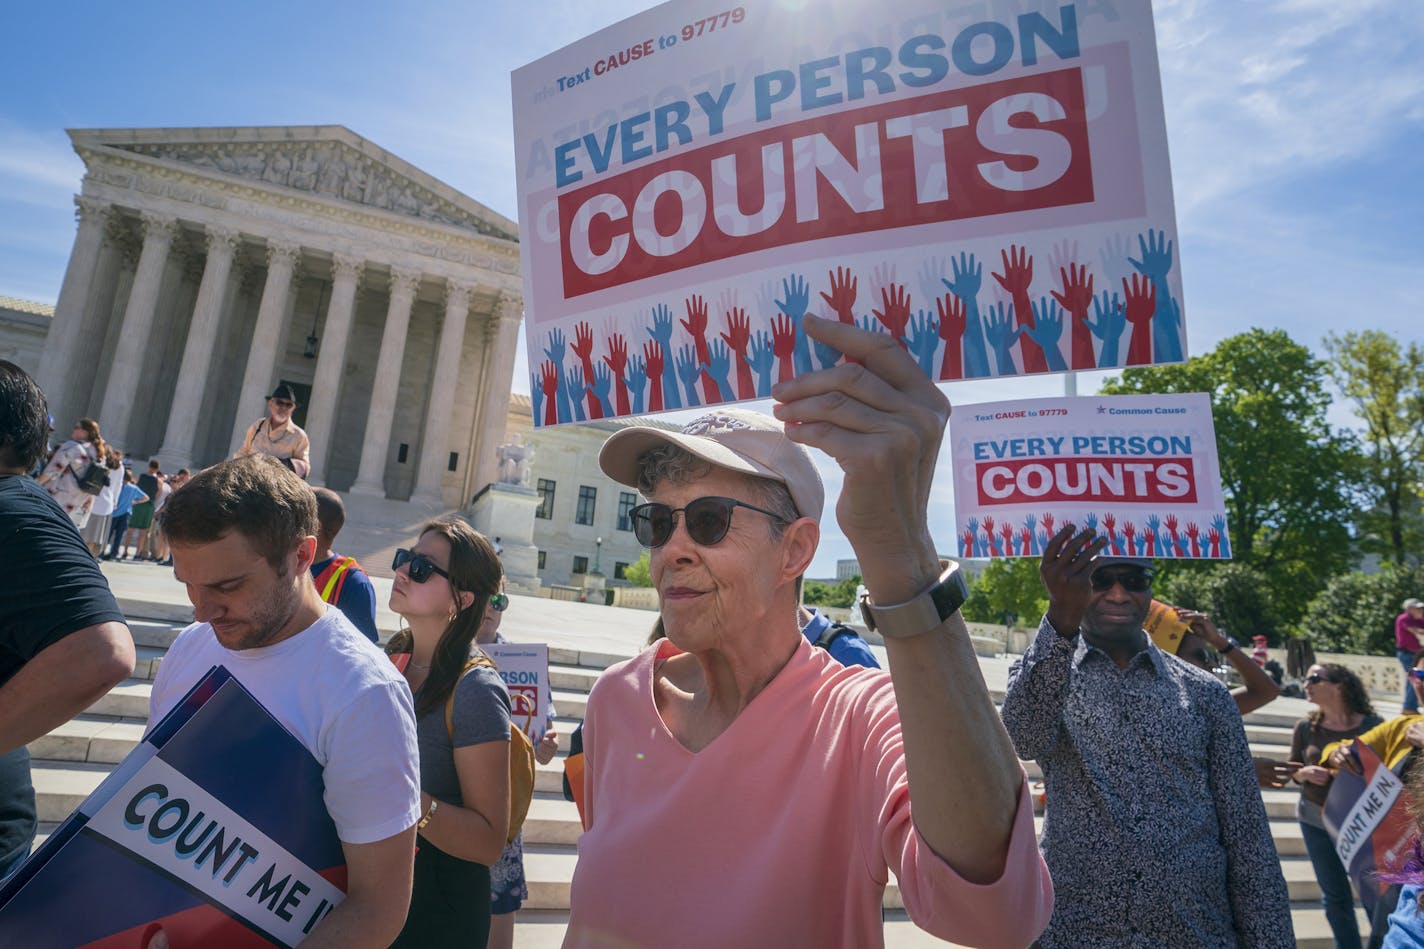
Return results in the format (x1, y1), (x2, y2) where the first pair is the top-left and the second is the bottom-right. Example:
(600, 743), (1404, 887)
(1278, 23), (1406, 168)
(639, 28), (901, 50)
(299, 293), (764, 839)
(948, 393), (1228, 559)
(482, 642), (552, 740)
(513, 0), (1186, 425)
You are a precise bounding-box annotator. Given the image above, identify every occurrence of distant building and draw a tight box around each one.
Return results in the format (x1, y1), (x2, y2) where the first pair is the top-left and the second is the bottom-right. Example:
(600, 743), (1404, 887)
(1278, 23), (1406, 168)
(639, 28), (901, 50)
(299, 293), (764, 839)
(0, 297), (51, 371)
(835, 558), (861, 581)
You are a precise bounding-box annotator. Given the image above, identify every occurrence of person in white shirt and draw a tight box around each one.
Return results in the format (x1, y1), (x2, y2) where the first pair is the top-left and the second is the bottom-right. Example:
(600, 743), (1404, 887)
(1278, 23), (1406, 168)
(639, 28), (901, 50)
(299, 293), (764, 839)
(149, 454), (420, 948)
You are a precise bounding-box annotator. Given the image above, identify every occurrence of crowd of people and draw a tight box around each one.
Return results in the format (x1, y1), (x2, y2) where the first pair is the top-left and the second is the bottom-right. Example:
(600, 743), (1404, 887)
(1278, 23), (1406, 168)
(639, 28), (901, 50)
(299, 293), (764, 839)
(4, 313), (1424, 949)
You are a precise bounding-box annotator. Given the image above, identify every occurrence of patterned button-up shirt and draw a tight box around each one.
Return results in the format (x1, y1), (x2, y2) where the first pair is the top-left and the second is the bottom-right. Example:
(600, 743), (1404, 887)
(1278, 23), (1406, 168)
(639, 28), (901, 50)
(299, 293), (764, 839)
(1002, 618), (1292, 948)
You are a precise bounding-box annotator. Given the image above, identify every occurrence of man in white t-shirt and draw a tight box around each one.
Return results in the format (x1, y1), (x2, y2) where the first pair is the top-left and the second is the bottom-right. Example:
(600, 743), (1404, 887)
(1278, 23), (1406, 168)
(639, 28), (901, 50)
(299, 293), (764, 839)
(150, 454), (420, 947)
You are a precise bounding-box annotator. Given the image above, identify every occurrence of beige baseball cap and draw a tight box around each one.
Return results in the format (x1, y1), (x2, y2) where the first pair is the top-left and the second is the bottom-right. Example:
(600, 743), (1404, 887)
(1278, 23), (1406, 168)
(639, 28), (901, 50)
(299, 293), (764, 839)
(598, 408), (824, 522)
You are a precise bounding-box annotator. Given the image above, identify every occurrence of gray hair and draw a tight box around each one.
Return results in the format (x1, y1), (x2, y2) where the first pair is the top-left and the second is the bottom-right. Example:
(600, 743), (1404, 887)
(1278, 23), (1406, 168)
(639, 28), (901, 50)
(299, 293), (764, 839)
(635, 445), (800, 537)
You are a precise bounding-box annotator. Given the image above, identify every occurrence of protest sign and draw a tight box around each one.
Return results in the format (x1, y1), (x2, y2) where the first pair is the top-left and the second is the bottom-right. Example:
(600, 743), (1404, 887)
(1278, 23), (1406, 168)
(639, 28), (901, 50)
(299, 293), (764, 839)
(1143, 599), (1190, 654)
(0, 667), (345, 947)
(1324, 742), (1417, 918)
(481, 642), (552, 740)
(512, 0), (1186, 425)
(948, 392), (1228, 559)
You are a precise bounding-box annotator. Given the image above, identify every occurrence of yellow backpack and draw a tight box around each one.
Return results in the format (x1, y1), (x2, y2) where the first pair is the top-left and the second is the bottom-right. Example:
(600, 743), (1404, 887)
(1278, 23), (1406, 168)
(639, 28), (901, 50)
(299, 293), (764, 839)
(445, 653), (537, 845)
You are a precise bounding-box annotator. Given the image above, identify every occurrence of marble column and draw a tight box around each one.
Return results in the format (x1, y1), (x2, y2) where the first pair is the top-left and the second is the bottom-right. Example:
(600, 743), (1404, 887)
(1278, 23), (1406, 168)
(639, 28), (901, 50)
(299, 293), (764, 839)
(228, 240), (302, 455)
(100, 213), (178, 448)
(304, 254), (364, 485)
(470, 292), (524, 491)
(158, 225), (238, 470)
(411, 279), (474, 506)
(36, 196), (111, 425)
(70, 219), (134, 418)
(350, 266), (421, 496)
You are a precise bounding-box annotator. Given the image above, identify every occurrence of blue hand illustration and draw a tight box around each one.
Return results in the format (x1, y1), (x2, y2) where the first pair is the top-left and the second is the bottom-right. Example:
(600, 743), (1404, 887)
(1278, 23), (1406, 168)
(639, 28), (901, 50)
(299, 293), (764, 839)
(983, 302), (1022, 376)
(1023, 514), (1039, 556)
(1037, 530), (1049, 552)
(1026, 298), (1068, 371)
(966, 517), (981, 557)
(674, 344), (702, 407)
(1128, 229), (1173, 283)
(917, 256), (947, 306)
(905, 309), (940, 376)
(775, 274), (814, 373)
(705, 339), (734, 403)
(746, 331), (775, 397)
(648, 304), (681, 409)
(564, 366), (587, 422)
(1211, 514), (1231, 558)
(1086, 290), (1125, 367)
(812, 336), (841, 370)
(1083, 512), (1098, 533)
(624, 355), (647, 414)
(1128, 230), (1183, 362)
(545, 329), (573, 421)
(942, 252), (982, 300)
(857, 314), (880, 335)
(543, 328), (566, 365)
(530, 372), (544, 424)
(589, 363), (614, 418)
(947, 253), (990, 379)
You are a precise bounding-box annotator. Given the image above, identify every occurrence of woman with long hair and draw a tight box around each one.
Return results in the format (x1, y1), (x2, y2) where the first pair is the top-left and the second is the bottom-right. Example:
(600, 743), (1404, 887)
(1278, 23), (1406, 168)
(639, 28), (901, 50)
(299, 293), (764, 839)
(35, 417), (106, 528)
(385, 517), (511, 948)
(1289, 662), (1381, 949)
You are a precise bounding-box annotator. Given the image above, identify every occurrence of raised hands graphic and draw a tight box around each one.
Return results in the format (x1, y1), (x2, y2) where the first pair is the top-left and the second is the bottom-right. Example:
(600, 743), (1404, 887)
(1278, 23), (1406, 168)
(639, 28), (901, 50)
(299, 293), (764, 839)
(1087, 290), (1125, 368)
(992, 245), (1042, 373)
(1144, 514), (1160, 557)
(539, 361), (560, 427)
(982, 516), (1001, 556)
(720, 307), (755, 399)
(962, 527), (976, 558)
(643, 340), (665, 412)
(681, 294), (711, 366)
(983, 301), (1022, 376)
(1121, 275), (1156, 366)
(966, 517), (981, 557)
(905, 309), (940, 377)
(1001, 522), (1016, 557)
(625, 354), (647, 414)
(647, 304), (680, 410)
(1026, 298), (1068, 371)
(811, 332), (842, 371)
(771, 314), (798, 382)
(1051, 263), (1096, 370)
(1185, 521), (1201, 558)
(943, 254), (991, 379)
(916, 257), (947, 309)
(540, 334), (571, 424)
(530, 371), (544, 426)
(603, 333), (630, 416)
(819, 266), (858, 324)
(1101, 512), (1120, 555)
(572, 321), (599, 418)
(589, 363), (614, 419)
(564, 366), (587, 422)
(746, 330), (775, 397)
(774, 274), (814, 373)
(872, 283), (912, 347)
(936, 293), (965, 379)
(1123, 521), (1137, 557)
(1210, 514), (1231, 558)
(704, 339), (734, 403)
(674, 344), (702, 408)
(1022, 513), (1040, 556)
(1129, 229), (1183, 363)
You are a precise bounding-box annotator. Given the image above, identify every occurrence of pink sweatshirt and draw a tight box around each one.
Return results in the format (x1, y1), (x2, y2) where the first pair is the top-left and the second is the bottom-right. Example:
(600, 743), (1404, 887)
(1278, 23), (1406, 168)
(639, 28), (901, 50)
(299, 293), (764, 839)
(564, 637), (1052, 949)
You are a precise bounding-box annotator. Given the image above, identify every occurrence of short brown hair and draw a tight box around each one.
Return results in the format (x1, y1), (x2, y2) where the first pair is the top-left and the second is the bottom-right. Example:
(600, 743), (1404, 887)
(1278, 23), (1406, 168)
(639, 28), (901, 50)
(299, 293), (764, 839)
(158, 455), (317, 568)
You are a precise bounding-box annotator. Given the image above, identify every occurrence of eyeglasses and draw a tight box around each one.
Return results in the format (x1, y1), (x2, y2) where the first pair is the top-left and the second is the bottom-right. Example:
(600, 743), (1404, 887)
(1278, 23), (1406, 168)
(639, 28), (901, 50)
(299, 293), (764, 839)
(1305, 673), (1335, 685)
(629, 496), (790, 548)
(393, 548), (449, 584)
(489, 592), (509, 613)
(1088, 569), (1152, 593)
(270, 399), (295, 409)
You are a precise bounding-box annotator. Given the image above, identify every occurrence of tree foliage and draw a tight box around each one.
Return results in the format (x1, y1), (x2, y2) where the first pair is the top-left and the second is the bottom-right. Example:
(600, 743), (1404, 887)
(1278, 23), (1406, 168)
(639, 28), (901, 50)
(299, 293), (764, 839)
(1324, 330), (1424, 567)
(803, 575), (862, 609)
(1297, 564), (1424, 654)
(1100, 328), (1359, 625)
(1158, 561), (1284, 644)
(962, 558), (1047, 626)
(622, 551), (652, 587)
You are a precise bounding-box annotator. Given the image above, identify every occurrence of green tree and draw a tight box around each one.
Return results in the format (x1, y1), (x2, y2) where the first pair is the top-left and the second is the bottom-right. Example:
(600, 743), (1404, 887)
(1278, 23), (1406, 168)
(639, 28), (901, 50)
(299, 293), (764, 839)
(1159, 561), (1283, 644)
(1297, 564), (1424, 654)
(1100, 328), (1359, 625)
(802, 576), (861, 609)
(1324, 330), (1424, 567)
(622, 551), (652, 587)
(962, 559), (1047, 626)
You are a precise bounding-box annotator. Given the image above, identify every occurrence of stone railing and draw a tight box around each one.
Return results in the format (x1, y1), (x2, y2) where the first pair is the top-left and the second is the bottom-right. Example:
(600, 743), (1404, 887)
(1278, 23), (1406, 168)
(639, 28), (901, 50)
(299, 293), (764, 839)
(610, 587), (660, 611)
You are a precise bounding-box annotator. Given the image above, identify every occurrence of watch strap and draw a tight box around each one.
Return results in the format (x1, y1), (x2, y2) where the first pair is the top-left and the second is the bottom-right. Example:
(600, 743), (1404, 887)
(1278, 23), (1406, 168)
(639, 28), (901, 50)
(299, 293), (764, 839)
(860, 562), (968, 639)
(1220, 636), (1238, 654)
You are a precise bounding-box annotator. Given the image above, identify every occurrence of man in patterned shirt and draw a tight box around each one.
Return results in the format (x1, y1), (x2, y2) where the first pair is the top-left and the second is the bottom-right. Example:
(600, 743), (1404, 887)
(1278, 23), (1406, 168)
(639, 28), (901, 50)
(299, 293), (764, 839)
(1002, 526), (1292, 947)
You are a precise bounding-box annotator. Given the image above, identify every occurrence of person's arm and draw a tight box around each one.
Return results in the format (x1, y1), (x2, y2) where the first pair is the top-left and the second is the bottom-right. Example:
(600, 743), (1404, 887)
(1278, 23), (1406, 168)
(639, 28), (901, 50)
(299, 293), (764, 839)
(1323, 718), (1401, 772)
(298, 827), (416, 949)
(1179, 611), (1278, 714)
(234, 421), (257, 459)
(416, 739), (510, 866)
(291, 432), (311, 479)
(773, 314), (1033, 883)
(0, 621), (135, 754)
(1203, 686), (1294, 947)
(337, 572), (380, 644)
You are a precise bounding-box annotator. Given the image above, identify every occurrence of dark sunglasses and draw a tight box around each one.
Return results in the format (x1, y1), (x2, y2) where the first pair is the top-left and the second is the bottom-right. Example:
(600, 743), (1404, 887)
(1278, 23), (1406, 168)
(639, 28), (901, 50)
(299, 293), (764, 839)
(489, 592), (509, 613)
(393, 548), (449, 584)
(1089, 569), (1152, 593)
(1305, 673), (1335, 685)
(630, 496), (790, 548)
(270, 399), (295, 409)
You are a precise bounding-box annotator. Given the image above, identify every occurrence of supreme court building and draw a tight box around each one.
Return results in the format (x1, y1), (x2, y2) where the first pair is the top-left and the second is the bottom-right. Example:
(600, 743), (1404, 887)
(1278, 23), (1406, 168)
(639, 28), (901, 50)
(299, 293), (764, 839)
(34, 126), (522, 507)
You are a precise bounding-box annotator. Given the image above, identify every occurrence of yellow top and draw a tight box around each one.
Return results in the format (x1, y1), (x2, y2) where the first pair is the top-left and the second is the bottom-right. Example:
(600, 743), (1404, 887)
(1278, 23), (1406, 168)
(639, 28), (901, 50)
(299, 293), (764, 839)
(1321, 713), (1424, 770)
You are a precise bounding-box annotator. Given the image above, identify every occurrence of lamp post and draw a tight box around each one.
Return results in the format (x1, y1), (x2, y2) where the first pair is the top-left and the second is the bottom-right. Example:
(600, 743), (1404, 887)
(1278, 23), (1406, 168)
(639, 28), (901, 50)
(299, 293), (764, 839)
(593, 536), (603, 575)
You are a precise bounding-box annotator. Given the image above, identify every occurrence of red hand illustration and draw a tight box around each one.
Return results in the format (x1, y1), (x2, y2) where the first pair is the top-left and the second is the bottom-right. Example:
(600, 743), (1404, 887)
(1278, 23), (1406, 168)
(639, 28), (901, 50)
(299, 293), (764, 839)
(1207, 527), (1221, 558)
(982, 516), (996, 540)
(1163, 514), (1182, 554)
(1123, 522), (1137, 557)
(992, 245), (1043, 372)
(1040, 512), (1055, 537)
(1186, 522), (1201, 558)
(681, 294), (711, 365)
(1122, 275), (1156, 366)
(962, 528), (976, 556)
(643, 340), (664, 412)
(1000, 522), (1016, 557)
(1052, 263), (1096, 370)
(771, 314), (797, 383)
(872, 283), (911, 346)
(936, 293), (965, 379)
(603, 333), (630, 416)
(1144, 530), (1156, 557)
(1020, 526), (1033, 552)
(1102, 512), (1118, 553)
(540, 360), (559, 426)
(720, 307), (755, 399)
(819, 266), (858, 324)
(572, 321), (599, 417)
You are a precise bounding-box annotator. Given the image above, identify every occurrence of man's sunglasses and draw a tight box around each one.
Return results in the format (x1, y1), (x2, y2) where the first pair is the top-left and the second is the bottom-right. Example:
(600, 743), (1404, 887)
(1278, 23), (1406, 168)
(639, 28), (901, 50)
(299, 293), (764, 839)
(1088, 569), (1152, 593)
(393, 548), (449, 583)
(1305, 673), (1335, 685)
(630, 496), (789, 548)
(270, 399), (295, 409)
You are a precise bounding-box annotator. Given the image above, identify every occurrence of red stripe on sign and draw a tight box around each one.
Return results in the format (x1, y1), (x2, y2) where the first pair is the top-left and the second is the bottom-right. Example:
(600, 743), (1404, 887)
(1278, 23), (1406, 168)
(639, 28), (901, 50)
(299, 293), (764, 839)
(975, 456), (1198, 506)
(558, 66), (1093, 298)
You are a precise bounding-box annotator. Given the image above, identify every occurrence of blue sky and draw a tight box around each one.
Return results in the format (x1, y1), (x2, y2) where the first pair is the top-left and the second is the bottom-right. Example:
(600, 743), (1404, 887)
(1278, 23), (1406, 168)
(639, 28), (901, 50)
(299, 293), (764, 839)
(2, 0), (1421, 575)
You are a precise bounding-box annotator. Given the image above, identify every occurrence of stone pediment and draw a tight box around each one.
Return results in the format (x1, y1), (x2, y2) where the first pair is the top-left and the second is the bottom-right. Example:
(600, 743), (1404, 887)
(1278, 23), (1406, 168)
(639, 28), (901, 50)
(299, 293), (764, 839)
(69, 126), (518, 243)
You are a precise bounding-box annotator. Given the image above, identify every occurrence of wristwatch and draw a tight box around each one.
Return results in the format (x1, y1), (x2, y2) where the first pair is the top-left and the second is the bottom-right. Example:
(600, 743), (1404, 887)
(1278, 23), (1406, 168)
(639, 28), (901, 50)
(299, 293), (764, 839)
(1219, 636), (1239, 654)
(859, 562), (969, 639)
(417, 798), (439, 831)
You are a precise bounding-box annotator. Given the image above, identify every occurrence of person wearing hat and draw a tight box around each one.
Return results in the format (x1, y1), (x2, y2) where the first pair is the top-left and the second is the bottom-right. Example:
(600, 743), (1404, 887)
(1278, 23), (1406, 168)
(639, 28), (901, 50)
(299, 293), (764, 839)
(564, 316), (1052, 948)
(1397, 598), (1424, 713)
(234, 383), (310, 479)
(1002, 537), (1291, 947)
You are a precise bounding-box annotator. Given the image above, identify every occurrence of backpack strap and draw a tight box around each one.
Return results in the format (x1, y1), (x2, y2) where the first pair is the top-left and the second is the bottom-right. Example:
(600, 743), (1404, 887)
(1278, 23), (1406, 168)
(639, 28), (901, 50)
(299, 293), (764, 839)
(314, 555), (360, 604)
(813, 622), (856, 653)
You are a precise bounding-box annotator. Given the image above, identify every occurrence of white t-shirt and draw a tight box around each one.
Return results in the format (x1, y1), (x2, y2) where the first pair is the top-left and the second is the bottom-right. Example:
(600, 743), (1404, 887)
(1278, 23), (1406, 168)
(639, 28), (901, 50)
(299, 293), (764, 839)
(149, 605), (421, 845)
(90, 466), (124, 518)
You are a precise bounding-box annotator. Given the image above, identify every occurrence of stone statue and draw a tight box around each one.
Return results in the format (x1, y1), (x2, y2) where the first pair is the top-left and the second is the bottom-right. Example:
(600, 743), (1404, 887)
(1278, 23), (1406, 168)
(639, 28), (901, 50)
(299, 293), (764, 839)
(291, 149), (320, 190)
(496, 434), (533, 486)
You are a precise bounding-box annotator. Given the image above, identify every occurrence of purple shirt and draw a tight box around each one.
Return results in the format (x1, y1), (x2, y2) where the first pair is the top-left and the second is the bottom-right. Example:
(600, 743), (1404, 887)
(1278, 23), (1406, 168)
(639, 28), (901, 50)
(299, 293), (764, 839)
(1398, 612), (1424, 652)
